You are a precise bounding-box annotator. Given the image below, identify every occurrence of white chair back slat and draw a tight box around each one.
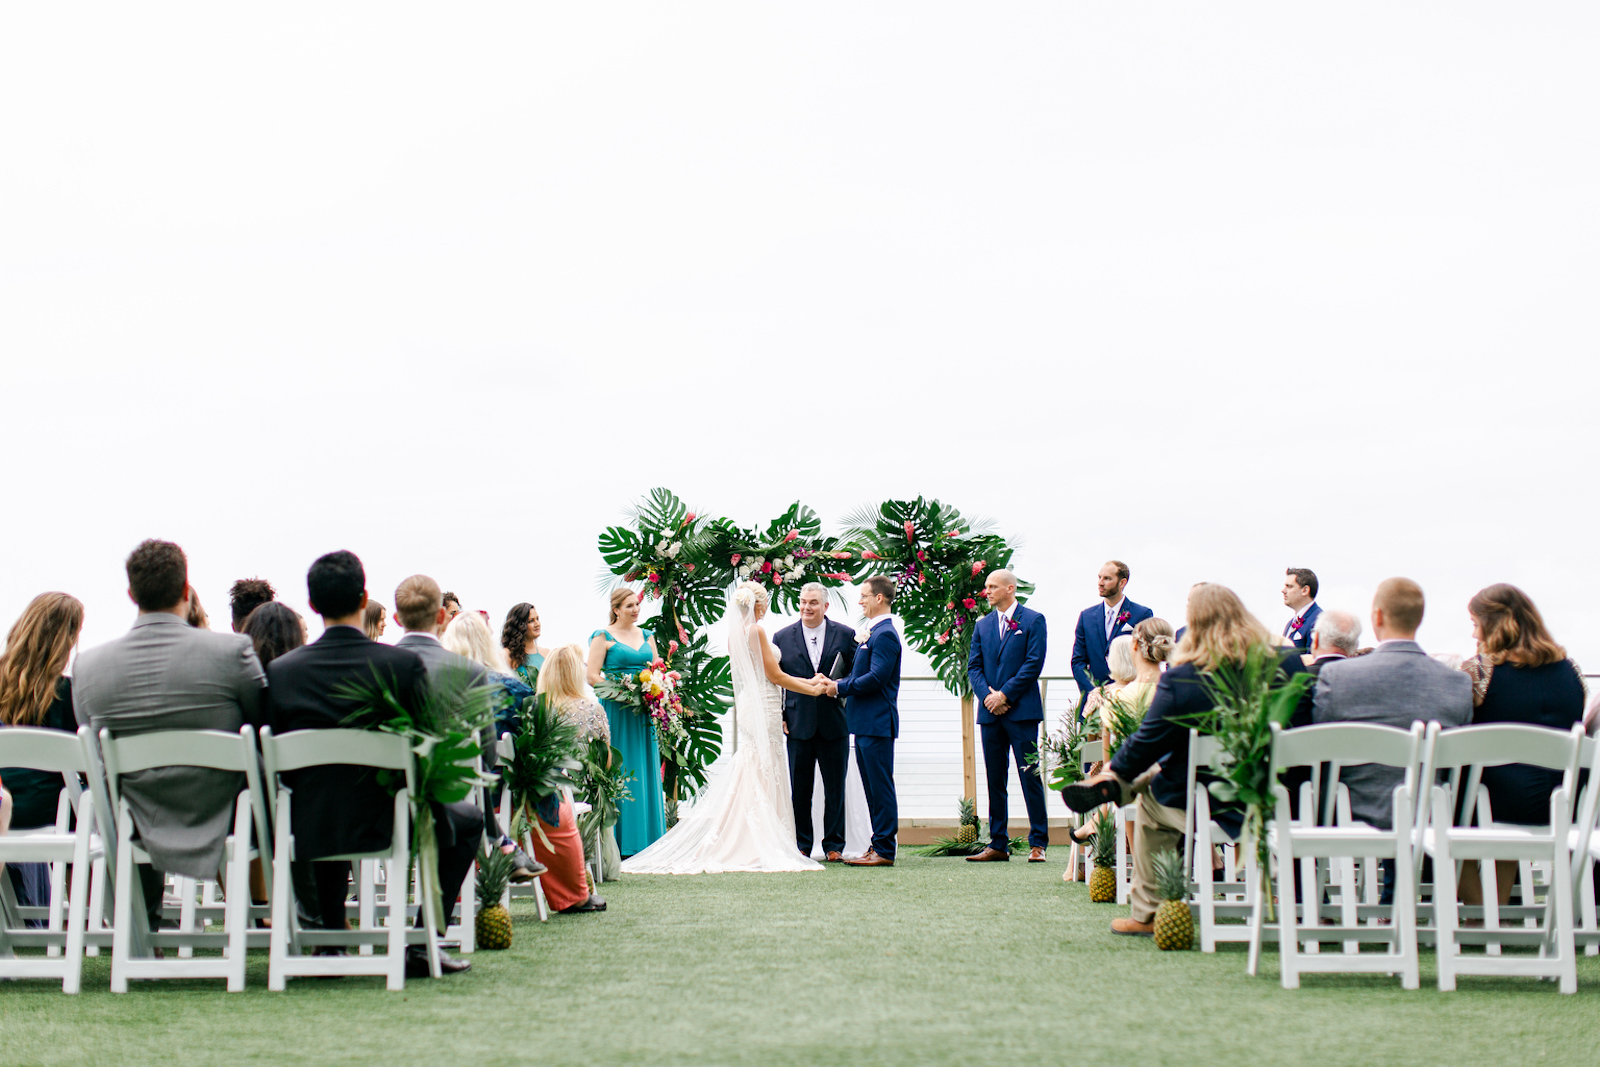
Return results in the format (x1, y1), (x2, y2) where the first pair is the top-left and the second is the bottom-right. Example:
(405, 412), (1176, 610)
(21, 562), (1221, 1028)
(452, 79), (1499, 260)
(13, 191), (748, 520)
(0, 727), (90, 774)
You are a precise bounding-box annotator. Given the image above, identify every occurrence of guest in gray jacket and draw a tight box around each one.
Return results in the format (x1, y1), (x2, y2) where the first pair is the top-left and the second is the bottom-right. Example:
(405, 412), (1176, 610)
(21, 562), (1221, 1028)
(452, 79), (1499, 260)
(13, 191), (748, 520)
(1312, 577), (1472, 831)
(74, 539), (267, 928)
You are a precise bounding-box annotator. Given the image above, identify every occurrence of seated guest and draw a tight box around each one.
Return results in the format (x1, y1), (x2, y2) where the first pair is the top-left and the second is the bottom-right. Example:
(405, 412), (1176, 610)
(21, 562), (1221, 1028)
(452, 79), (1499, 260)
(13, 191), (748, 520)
(1306, 609), (1362, 675)
(1062, 584), (1309, 935)
(185, 590), (211, 629)
(535, 644), (610, 907)
(1458, 584), (1587, 907)
(0, 593), (85, 912)
(396, 577), (539, 882)
(362, 600), (388, 641)
(441, 591), (463, 624)
(73, 540), (267, 934)
(501, 602), (552, 689)
(240, 602), (306, 672)
(444, 610), (534, 729)
(265, 551), (480, 976)
(1282, 568), (1322, 652)
(228, 577), (276, 634)
(1313, 580), (1470, 828)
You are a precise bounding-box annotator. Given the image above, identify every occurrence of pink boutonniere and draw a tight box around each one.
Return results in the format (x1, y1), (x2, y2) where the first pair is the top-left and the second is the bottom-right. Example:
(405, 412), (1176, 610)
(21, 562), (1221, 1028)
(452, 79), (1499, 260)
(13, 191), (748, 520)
(1290, 615), (1305, 630)
(1115, 610), (1130, 627)
(1005, 615), (1021, 634)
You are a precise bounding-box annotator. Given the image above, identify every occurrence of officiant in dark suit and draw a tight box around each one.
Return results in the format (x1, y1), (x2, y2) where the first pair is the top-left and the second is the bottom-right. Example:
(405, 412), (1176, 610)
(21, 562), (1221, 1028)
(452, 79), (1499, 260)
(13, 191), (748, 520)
(773, 582), (856, 861)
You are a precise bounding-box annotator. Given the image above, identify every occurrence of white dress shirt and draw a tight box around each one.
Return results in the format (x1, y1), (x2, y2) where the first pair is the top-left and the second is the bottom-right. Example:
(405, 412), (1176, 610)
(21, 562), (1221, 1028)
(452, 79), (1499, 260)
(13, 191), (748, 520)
(802, 621), (826, 671)
(993, 602), (1015, 640)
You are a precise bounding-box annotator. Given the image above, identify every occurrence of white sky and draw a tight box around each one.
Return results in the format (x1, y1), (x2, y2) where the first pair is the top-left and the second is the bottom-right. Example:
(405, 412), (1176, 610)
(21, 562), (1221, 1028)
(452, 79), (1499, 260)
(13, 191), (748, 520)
(3, 5), (1597, 679)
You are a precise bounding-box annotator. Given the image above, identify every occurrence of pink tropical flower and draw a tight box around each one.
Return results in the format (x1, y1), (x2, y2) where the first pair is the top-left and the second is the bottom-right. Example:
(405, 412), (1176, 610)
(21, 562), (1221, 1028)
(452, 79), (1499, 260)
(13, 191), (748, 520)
(760, 561), (773, 574)
(684, 512), (696, 524)
(963, 598), (977, 611)
(783, 531), (799, 543)
(904, 520), (915, 542)
(832, 551), (853, 559)
(773, 574), (783, 584)
(971, 560), (986, 577)
(862, 551), (881, 561)
(731, 553), (742, 565)
(667, 639), (681, 656)
(916, 550), (927, 561)
(936, 631), (950, 644)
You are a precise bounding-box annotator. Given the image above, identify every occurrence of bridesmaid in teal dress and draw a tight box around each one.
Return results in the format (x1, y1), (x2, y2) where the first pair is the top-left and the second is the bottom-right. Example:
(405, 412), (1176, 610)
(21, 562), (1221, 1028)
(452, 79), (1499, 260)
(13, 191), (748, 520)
(586, 588), (665, 856)
(500, 602), (552, 690)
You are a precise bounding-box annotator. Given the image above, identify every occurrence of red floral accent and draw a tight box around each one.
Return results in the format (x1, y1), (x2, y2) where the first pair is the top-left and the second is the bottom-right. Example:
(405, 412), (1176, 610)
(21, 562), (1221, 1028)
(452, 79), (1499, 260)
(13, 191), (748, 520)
(904, 520), (916, 542)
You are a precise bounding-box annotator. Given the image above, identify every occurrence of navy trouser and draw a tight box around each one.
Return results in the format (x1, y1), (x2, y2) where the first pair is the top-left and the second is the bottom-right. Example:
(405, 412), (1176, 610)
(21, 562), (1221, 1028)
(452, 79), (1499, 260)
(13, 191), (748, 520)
(788, 732), (849, 856)
(854, 735), (897, 859)
(981, 715), (1049, 850)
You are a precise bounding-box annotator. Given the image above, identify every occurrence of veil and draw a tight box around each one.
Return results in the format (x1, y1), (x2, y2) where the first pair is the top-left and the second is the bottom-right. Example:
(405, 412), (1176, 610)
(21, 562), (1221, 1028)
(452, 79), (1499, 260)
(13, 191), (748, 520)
(723, 585), (773, 759)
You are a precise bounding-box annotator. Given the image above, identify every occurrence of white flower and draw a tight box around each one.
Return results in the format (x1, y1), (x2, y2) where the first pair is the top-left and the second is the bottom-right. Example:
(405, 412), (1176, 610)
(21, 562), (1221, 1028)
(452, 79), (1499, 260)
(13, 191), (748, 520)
(654, 544), (666, 557)
(738, 564), (751, 577)
(784, 555), (794, 568)
(793, 564), (806, 578)
(733, 587), (756, 609)
(751, 555), (764, 566)
(666, 541), (682, 559)
(854, 625), (872, 645)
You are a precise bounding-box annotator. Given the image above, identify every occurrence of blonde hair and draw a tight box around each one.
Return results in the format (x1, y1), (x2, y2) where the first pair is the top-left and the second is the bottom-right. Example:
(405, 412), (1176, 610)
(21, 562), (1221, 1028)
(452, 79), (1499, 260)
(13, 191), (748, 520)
(1133, 617), (1175, 664)
(1173, 584), (1272, 671)
(537, 644), (588, 707)
(0, 593), (84, 727)
(1106, 635), (1137, 684)
(608, 587), (637, 624)
(186, 591), (210, 630)
(443, 611), (507, 671)
(735, 580), (769, 610)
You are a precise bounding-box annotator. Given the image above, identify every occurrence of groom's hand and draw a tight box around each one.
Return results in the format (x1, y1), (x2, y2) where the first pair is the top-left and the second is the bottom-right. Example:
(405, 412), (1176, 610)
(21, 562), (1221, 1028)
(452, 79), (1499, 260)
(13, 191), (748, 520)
(983, 690), (1009, 714)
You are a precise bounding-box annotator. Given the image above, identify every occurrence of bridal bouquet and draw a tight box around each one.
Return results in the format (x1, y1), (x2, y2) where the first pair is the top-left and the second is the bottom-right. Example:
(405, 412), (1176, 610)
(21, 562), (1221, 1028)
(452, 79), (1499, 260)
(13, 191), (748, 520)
(595, 657), (692, 744)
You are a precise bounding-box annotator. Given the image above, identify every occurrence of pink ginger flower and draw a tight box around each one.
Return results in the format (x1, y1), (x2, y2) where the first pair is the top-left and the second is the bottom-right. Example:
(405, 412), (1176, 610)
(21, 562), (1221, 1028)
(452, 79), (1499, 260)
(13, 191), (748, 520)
(731, 553), (742, 565)
(783, 530), (799, 543)
(904, 520), (915, 542)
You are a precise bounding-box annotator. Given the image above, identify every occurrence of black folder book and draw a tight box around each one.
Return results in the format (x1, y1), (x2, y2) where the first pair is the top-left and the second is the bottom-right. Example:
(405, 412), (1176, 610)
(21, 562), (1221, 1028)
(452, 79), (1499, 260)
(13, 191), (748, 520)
(827, 653), (847, 680)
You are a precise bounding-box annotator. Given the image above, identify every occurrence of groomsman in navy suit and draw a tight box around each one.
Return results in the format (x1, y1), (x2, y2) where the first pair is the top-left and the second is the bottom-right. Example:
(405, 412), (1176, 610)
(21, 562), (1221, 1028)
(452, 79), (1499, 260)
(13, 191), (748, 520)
(1282, 567), (1322, 652)
(1071, 560), (1153, 708)
(773, 582), (856, 861)
(817, 576), (901, 867)
(965, 568), (1049, 862)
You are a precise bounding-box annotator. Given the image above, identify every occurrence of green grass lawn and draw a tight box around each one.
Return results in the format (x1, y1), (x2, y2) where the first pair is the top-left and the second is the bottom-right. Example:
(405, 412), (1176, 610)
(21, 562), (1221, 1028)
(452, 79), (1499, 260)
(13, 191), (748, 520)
(5, 855), (1600, 1066)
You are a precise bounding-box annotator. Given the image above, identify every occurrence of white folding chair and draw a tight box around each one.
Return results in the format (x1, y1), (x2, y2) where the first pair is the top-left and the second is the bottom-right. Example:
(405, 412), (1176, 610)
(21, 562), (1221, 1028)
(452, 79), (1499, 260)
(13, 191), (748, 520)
(1253, 722), (1424, 989)
(260, 727), (435, 990)
(99, 725), (270, 993)
(495, 733), (555, 921)
(0, 726), (103, 992)
(1064, 739), (1103, 883)
(1185, 731), (1257, 952)
(1423, 721), (1583, 993)
(1566, 736), (1599, 956)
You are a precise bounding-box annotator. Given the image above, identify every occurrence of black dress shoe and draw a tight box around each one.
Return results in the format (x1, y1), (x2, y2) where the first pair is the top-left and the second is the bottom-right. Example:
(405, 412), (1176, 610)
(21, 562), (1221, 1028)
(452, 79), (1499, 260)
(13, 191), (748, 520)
(405, 946), (471, 978)
(1060, 776), (1126, 813)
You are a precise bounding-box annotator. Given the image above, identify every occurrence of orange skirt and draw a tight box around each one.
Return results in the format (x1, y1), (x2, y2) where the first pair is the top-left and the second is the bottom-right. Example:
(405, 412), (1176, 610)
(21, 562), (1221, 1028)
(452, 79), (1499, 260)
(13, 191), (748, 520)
(529, 798), (589, 912)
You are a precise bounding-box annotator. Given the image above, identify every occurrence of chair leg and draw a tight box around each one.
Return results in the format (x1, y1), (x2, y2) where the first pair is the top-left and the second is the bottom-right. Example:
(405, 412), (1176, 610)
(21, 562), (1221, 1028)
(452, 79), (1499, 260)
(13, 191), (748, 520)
(63, 796), (94, 995)
(1552, 841), (1577, 994)
(1395, 844), (1419, 990)
(1580, 864), (1598, 957)
(1279, 848), (1300, 990)
(175, 876), (197, 958)
(1482, 860), (1502, 956)
(359, 860), (376, 956)
(85, 855), (106, 957)
(46, 854), (67, 959)
(109, 807), (136, 994)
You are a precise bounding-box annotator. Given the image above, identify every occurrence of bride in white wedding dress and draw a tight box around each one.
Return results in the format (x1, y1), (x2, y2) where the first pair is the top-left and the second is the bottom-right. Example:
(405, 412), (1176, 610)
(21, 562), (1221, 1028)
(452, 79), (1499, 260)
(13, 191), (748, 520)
(621, 582), (826, 875)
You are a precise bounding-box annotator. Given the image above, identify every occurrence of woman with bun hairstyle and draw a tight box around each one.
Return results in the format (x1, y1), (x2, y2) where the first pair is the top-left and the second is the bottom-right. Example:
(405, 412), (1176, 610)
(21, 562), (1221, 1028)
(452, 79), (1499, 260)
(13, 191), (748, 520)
(586, 588), (664, 856)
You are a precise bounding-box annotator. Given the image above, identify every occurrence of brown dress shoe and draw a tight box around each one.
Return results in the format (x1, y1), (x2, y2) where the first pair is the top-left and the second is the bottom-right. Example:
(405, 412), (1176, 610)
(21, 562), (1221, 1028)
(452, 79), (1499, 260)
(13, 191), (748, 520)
(1111, 917), (1154, 937)
(824, 851), (844, 863)
(1028, 846), (1046, 862)
(965, 847), (1010, 862)
(844, 850), (894, 867)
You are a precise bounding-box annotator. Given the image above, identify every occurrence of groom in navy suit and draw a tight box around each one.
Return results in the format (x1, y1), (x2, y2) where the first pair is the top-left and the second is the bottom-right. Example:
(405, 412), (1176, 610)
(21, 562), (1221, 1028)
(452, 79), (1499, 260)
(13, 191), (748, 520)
(1071, 560), (1153, 709)
(817, 576), (901, 867)
(966, 568), (1050, 862)
(1282, 567), (1322, 652)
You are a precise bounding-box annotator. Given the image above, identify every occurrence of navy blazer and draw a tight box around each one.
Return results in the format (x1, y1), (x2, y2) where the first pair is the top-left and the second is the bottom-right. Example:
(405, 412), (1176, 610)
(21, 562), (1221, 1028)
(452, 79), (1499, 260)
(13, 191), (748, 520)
(1071, 598), (1154, 696)
(967, 604), (1047, 724)
(837, 618), (901, 739)
(1283, 602), (1322, 652)
(1109, 650), (1310, 815)
(773, 617), (855, 741)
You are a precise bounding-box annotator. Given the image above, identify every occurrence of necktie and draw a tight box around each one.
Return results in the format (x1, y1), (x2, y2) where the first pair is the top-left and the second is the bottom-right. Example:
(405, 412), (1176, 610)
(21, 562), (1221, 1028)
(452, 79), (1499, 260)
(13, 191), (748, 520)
(1106, 606), (1115, 640)
(998, 612), (1008, 641)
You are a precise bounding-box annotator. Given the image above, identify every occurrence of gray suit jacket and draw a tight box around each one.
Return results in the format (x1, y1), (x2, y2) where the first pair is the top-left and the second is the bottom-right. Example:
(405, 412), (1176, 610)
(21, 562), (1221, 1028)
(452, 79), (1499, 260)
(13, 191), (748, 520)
(394, 632), (497, 770)
(1312, 640), (1472, 829)
(73, 613), (267, 879)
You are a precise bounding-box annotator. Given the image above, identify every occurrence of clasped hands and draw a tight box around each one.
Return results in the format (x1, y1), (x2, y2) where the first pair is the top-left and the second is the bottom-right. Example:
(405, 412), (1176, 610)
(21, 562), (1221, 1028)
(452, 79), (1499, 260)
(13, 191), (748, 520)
(808, 673), (839, 697)
(983, 690), (1010, 715)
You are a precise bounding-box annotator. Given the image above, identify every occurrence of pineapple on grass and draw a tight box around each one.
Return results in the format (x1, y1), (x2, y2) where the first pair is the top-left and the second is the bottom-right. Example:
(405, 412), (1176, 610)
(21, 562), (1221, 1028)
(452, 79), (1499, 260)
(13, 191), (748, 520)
(475, 846), (515, 950)
(1151, 848), (1194, 950)
(956, 797), (978, 846)
(1088, 810), (1118, 903)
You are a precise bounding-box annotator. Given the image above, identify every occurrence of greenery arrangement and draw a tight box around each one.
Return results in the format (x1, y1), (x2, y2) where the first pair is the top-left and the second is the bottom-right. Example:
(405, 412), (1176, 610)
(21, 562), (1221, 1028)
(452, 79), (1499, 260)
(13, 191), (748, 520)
(575, 738), (632, 870)
(501, 692), (584, 848)
(912, 797), (1027, 856)
(1183, 643), (1314, 920)
(336, 664), (499, 930)
(1027, 709), (1090, 791)
(1099, 684), (1149, 766)
(842, 497), (1032, 697)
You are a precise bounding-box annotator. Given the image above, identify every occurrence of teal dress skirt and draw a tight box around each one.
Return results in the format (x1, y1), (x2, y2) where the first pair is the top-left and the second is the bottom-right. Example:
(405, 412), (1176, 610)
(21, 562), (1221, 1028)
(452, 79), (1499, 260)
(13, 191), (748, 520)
(592, 630), (666, 856)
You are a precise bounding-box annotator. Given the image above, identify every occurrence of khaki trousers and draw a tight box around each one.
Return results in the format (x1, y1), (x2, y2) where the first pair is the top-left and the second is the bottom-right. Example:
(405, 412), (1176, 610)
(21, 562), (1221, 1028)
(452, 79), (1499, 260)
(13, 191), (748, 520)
(1129, 790), (1187, 923)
